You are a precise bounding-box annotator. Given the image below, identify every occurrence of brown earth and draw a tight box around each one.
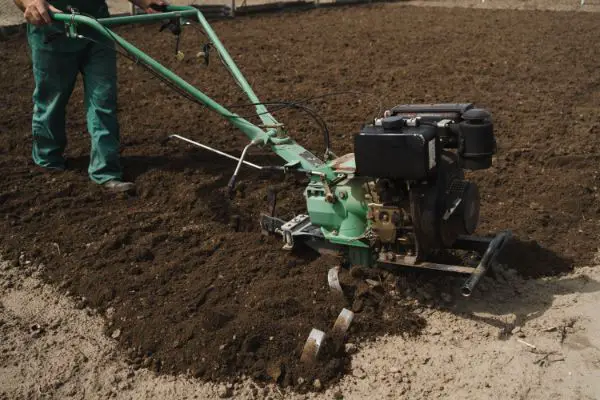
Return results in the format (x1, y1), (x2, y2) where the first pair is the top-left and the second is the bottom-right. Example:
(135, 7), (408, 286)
(1, 2), (600, 392)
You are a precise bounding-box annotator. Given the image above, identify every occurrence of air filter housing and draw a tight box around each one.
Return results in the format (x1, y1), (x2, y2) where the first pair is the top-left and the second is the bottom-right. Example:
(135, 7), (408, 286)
(354, 122), (440, 181)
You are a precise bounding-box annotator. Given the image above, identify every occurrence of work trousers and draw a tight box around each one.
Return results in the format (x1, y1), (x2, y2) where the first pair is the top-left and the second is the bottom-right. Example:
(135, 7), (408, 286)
(28, 35), (122, 184)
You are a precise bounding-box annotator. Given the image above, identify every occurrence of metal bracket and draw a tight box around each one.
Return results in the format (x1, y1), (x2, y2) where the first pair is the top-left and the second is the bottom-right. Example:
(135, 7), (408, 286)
(378, 230), (512, 296)
(260, 213), (327, 252)
(280, 214), (311, 250)
(460, 230), (511, 296)
(64, 7), (80, 39)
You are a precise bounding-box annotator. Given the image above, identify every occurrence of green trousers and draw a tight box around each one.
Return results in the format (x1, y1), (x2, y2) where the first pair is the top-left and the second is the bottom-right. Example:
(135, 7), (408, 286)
(28, 35), (122, 184)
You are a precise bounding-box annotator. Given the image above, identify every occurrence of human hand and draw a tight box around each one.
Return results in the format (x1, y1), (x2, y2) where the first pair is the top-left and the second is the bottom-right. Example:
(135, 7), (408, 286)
(23, 0), (61, 25)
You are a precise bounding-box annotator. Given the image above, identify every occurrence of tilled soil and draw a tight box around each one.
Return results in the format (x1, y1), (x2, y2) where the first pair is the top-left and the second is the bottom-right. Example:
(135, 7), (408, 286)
(1, 3), (600, 390)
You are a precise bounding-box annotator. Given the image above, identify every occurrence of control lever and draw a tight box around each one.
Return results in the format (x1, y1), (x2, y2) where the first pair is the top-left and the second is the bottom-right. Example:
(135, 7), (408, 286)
(227, 139), (260, 199)
(199, 42), (212, 66)
(45, 6), (80, 43)
(158, 16), (183, 59)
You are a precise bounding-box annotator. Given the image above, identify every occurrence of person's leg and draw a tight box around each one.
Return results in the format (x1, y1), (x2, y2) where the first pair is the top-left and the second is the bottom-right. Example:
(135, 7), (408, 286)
(30, 45), (79, 170)
(80, 40), (131, 189)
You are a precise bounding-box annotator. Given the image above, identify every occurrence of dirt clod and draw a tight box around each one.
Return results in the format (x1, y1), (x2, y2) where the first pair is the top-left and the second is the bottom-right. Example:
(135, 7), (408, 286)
(344, 343), (358, 355)
(313, 379), (322, 390)
(29, 323), (43, 338)
(440, 293), (453, 303)
(217, 384), (233, 398)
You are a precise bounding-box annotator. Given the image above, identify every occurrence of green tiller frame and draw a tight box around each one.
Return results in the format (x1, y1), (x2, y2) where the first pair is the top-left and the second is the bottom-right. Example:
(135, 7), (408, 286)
(50, 6), (510, 297)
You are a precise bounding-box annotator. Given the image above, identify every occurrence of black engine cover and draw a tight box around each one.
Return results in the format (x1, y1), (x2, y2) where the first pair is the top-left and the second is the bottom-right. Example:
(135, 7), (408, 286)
(410, 152), (480, 253)
(354, 124), (439, 181)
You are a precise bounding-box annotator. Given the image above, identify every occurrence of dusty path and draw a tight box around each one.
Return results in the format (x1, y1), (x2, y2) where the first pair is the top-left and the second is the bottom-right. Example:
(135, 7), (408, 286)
(406, 0), (600, 11)
(2, 254), (600, 399)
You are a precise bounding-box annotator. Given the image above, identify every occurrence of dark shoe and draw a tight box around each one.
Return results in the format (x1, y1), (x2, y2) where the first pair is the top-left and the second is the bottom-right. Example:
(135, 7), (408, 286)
(103, 180), (136, 193)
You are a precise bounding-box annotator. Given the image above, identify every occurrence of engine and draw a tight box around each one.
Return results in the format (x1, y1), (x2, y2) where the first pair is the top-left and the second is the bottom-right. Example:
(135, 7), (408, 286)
(353, 103), (496, 262)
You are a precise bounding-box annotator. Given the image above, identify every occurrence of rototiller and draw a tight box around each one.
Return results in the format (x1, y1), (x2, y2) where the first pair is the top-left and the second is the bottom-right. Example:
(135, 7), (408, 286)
(50, 5), (510, 296)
